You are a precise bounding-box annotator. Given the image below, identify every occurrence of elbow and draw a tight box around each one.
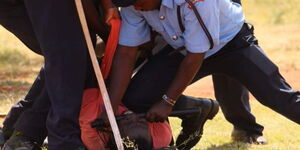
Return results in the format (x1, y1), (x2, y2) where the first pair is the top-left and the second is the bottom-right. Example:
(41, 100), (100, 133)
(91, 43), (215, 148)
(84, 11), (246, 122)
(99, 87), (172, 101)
(116, 45), (138, 60)
(184, 52), (205, 66)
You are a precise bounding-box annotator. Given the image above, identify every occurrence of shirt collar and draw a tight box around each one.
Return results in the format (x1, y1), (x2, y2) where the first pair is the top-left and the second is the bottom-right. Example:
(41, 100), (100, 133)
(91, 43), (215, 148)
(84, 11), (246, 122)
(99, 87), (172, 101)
(161, 0), (186, 9)
(161, 0), (175, 9)
(174, 0), (186, 6)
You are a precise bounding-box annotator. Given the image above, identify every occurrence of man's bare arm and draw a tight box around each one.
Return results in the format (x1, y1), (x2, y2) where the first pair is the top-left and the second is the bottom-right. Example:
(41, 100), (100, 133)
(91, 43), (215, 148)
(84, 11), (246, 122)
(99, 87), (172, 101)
(98, 0), (120, 24)
(107, 45), (139, 112)
(82, 0), (109, 42)
(146, 52), (205, 122)
(166, 52), (204, 100)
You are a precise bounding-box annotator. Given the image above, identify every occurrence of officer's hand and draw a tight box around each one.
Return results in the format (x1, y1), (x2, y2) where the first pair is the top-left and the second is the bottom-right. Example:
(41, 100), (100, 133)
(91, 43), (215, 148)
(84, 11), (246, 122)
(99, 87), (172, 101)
(105, 8), (120, 25)
(146, 100), (173, 122)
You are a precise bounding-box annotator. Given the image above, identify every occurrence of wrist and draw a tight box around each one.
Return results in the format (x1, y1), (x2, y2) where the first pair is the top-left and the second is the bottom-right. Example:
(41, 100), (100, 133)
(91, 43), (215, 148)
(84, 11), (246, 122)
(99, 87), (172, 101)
(100, 0), (116, 10)
(105, 5), (117, 13)
(108, 7), (117, 10)
(162, 94), (176, 106)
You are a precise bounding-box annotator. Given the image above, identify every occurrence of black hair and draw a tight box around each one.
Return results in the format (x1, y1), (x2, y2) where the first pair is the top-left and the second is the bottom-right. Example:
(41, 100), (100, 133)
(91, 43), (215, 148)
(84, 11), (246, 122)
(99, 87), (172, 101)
(107, 135), (153, 150)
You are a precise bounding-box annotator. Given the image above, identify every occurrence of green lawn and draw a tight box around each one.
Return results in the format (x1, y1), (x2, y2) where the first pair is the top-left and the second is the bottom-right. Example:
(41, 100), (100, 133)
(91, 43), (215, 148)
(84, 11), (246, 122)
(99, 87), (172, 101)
(1, 0), (300, 149)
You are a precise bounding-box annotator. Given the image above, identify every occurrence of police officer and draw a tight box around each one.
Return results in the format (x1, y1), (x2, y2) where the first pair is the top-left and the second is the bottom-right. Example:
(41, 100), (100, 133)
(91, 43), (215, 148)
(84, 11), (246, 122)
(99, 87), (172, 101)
(0, 0), (113, 149)
(211, 0), (265, 144)
(103, 0), (300, 149)
(112, 0), (266, 146)
(113, 0), (266, 145)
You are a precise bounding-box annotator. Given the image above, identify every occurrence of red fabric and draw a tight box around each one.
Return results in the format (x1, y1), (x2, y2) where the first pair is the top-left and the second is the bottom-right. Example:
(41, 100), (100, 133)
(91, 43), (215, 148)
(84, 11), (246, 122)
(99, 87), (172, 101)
(101, 19), (121, 79)
(79, 89), (172, 150)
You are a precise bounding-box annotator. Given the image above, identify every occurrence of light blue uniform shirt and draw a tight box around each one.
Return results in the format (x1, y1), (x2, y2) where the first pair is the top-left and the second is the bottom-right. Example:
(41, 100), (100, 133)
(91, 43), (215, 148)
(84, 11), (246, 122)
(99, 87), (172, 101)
(119, 0), (245, 58)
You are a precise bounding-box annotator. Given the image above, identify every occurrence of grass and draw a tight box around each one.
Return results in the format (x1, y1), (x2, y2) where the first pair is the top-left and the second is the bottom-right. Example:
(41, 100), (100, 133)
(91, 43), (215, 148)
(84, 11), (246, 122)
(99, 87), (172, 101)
(0, 0), (300, 149)
(0, 27), (43, 120)
(169, 100), (300, 150)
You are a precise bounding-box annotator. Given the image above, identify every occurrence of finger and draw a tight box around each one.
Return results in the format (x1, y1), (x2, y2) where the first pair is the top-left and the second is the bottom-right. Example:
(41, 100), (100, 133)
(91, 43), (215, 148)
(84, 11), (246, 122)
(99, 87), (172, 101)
(146, 112), (155, 122)
(105, 18), (112, 25)
(156, 113), (167, 122)
(154, 117), (162, 122)
(158, 117), (165, 122)
(147, 113), (155, 122)
(150, 113), (160, 122)
(156, 115), (165, 122)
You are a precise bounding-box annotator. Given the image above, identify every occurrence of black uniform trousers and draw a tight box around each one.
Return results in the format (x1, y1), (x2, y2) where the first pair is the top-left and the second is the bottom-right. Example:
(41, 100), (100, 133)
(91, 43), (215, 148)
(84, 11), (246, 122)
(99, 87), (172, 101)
(122, 23), (300, 126)
(0, 1), (92, 149)
(214, 0), (264, 135)
(212, 75), (263, 135)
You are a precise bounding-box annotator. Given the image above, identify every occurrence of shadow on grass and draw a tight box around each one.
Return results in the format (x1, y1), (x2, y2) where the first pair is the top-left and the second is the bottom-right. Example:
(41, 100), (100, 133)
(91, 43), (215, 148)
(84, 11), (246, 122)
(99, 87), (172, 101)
(206, 142), (250, 150)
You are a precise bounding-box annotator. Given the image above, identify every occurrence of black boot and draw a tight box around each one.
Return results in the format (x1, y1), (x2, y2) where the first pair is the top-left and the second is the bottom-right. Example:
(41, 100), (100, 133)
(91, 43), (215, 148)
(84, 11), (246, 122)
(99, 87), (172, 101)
(174, 96), (219, 150)
(1, 123), (15, 148)
(0, 126), (5, 148)
(2, 124), (14, 141)
(2, 130), (41, 150)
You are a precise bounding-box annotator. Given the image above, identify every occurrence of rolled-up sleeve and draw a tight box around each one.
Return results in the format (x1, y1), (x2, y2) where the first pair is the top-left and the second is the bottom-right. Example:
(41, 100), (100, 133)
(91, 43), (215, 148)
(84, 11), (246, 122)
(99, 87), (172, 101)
(182, 1), (220, 53)
(119, 6), (151, 47)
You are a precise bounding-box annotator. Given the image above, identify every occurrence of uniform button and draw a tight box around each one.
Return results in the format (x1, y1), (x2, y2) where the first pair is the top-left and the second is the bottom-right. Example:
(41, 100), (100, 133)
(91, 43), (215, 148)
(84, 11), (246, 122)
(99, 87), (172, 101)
(172, 35), (178, 40)
(160, 15), (165, 20)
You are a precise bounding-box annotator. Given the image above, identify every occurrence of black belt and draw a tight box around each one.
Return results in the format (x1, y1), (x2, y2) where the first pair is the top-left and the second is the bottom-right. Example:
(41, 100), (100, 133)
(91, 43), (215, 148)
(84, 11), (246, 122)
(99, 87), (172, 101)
(222, 22), (255, 50)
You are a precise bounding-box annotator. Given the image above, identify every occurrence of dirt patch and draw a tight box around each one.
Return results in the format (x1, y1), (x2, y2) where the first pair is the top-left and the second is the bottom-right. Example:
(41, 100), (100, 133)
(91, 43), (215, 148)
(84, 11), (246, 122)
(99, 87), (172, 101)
(184, 68), (300, 99)
(0, 85), (29, 92)
(0, 72), (29, 79)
